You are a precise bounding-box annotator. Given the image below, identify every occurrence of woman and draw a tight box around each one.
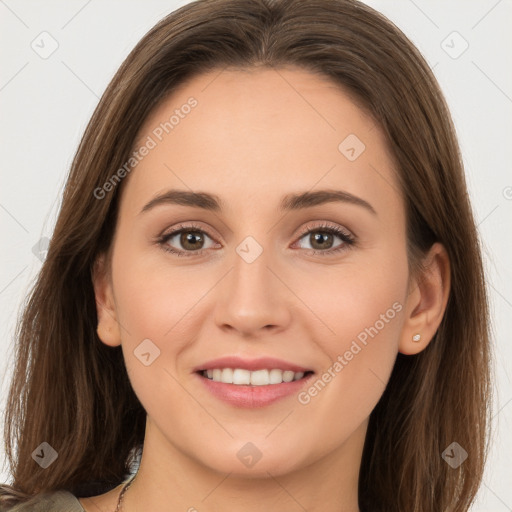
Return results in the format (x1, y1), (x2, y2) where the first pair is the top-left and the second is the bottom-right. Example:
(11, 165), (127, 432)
(0, 0), (491, 511)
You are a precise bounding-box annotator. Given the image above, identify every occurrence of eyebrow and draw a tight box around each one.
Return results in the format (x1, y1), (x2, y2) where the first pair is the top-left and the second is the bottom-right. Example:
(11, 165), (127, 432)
(140, 188), (376, 215)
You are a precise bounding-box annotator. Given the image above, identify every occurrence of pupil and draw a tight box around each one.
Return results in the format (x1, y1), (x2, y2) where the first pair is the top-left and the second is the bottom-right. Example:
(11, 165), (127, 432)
(182, 231), (203, 249)
(312, 232), (332, 249)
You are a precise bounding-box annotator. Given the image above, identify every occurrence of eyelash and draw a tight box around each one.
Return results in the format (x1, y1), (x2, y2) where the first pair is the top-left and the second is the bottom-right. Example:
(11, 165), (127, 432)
(156, 221), (355, 258)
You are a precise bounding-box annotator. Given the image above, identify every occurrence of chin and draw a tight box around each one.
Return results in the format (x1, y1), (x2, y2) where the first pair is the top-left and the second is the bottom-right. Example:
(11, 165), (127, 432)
(192, 439), (312, 478)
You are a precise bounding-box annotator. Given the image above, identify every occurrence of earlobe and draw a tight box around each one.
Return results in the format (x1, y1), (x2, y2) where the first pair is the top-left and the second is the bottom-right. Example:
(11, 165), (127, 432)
(399, 243), (451, 355)
(91, 253), (122, 347)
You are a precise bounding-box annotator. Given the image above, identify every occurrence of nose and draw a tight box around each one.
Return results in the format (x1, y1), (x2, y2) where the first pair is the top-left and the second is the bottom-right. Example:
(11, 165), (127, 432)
(214, 246), (292, 337)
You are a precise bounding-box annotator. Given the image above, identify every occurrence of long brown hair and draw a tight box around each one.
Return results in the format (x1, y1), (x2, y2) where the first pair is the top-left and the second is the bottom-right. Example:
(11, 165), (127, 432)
(0, 1), (492, 510)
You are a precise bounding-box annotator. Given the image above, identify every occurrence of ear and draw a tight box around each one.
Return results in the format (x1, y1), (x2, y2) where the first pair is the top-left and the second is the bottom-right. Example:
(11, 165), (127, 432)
(91, 253), (122, 347)
(399, 242), (451, 355)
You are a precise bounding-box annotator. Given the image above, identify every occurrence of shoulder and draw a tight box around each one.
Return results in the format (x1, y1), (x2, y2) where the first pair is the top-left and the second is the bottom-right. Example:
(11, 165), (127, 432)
(1, 490), (85, 512)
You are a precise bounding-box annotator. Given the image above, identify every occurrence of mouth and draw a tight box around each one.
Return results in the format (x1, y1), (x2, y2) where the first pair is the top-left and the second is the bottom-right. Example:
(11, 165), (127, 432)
(195, 366), (315, 408)
(193, 356), (315, 407)
(197, 368), (315, 386)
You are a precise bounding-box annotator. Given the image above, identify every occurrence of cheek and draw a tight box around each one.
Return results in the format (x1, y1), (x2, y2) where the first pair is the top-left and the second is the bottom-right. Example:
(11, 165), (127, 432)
(112, 243), (206, 341)
(323, 272), (405, 359)
(110, 247), (207, 405)
(113, 257), (203, 416)
(300, 246), (406, 343)
(296, 252), (407, 412)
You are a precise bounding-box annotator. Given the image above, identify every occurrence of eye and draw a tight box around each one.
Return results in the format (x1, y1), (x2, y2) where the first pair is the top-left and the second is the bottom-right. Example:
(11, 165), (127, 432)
(293, 222), (355, 256)
(156, 221), (355, 258)
(157, 223), (218, 257)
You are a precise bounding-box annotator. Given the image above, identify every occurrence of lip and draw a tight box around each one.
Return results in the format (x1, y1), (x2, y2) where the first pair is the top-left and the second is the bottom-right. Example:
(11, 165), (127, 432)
(195, 371), (315, 408)
(193, 356), (312, 373)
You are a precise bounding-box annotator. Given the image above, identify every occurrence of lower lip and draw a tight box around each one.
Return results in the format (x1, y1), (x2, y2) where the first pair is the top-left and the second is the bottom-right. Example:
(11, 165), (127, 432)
(196, 372), (314, 408)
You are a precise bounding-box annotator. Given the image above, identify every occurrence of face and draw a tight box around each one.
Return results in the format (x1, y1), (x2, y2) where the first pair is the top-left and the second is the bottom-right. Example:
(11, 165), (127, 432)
(95, 66), (413, 477)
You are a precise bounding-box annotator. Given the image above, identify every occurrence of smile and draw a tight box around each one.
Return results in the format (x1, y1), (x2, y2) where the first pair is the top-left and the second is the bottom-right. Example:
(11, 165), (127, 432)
(196, 369), (315, 408)
(200, 368), (313, 385)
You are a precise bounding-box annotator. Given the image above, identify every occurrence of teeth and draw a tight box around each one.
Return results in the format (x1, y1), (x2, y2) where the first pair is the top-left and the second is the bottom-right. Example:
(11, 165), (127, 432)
(282, 370), (295, 383)
(250, 369), (268, 386)
(269, 368), (283, 384)
(233, 369), (251, 385)
(221, 368), (233, 383)
(202, 368), (307, 385)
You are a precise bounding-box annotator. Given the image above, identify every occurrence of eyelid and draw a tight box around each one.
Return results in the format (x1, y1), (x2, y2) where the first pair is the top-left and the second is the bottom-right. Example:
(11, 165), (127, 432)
(295, 221), (353, 240)
(159, 221), (216, 241)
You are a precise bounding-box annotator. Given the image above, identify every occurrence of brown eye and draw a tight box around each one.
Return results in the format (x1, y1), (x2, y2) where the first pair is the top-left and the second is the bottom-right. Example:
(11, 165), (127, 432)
(307, 231), (336, 250)
(179, 231), (206, 251)
(159, 224), (218, 256)
(295, 224), (354, 255)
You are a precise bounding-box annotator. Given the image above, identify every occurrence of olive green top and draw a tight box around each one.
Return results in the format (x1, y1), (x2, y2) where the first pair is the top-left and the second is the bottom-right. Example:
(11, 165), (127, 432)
(2, 490), (85, 512)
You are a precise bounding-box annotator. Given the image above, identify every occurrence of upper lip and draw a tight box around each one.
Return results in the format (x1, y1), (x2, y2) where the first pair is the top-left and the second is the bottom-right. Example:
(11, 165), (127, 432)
(193, 356), (313, 373)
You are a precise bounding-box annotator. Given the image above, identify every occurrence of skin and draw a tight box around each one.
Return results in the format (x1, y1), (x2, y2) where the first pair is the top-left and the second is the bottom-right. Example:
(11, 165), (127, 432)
(83, 66), (450, 512)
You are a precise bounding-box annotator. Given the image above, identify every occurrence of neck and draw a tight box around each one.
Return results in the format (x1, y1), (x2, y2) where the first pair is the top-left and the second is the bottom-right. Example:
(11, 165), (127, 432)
(122, 417), (365, 512)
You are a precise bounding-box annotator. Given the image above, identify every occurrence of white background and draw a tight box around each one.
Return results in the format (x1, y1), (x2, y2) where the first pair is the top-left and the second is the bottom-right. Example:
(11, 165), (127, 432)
(0, 1), (511, 510)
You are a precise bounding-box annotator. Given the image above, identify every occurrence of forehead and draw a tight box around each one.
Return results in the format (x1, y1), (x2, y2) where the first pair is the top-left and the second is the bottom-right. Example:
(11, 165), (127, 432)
(122, 66), (401, 220)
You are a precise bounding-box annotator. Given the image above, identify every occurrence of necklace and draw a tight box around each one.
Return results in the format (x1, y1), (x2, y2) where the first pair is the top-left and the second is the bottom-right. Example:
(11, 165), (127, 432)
(114, 475), (136, 512)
